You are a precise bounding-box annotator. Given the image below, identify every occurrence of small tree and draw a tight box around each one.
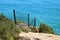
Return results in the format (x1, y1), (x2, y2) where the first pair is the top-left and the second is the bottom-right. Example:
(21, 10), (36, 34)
(39, 23), (54, 34)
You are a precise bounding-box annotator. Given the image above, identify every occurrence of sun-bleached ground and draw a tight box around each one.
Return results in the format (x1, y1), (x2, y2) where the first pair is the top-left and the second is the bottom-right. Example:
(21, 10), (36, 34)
(19, 32), (60, 40)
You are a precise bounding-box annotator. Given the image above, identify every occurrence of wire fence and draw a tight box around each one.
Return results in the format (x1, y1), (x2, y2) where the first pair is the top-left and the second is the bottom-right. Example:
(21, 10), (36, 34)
(13, 9), (36, 28)
(0, 9), (60, 35)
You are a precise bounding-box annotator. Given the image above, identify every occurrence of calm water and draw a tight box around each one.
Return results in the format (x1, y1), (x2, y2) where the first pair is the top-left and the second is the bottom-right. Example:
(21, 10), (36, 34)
(0, 0), (60, 35)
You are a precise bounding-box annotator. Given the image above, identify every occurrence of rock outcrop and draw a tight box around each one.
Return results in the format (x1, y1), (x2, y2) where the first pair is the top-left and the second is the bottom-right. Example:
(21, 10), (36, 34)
(18, 32), (60, 40)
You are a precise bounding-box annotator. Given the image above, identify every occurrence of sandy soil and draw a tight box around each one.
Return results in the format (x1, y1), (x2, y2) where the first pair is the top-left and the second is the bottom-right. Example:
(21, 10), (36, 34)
(19, 32), (60, 40)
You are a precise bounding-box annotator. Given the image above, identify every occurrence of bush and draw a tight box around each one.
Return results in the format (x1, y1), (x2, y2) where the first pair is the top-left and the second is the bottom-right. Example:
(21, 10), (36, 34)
(0, 14), (15, 40)
(0, 14), (28, 40)
(39, 23), (54, 34)
(31, 27), (37, 32)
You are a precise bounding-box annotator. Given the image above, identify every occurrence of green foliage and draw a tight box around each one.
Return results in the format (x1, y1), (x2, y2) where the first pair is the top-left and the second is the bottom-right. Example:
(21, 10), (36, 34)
(19, 20), (24, 23)
(22, 29), (28, 33)
(0, 14), (30, 40)
(39, 23), (54, 34)
(31, 27), (37, 32)
(0, 14), (21, 40)
(0, 14), (14, 40)
(0, 14), (5, 21)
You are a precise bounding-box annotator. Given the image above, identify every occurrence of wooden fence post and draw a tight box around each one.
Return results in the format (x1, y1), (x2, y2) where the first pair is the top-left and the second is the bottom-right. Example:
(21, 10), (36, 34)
(13, 9), (16, 26)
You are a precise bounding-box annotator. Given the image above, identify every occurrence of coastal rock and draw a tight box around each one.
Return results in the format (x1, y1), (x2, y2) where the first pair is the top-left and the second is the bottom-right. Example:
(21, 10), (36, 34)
(18, 32), (60, 40)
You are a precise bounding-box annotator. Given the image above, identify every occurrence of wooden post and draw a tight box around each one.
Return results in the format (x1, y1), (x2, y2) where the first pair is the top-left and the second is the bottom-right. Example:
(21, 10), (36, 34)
(28, 14), (30, 28)
(13, 9), (16, 25)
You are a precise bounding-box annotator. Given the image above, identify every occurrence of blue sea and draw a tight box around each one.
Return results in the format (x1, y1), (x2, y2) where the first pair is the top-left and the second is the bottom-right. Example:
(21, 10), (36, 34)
(0, 0), (60, 35)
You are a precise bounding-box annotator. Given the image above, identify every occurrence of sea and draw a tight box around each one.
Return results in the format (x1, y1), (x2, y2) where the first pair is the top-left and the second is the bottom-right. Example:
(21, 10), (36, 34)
(0, 0), (60, 35)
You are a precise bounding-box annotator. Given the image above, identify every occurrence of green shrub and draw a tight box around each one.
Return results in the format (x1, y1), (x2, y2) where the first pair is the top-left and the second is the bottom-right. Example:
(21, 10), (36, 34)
(0, 14), (28, 40)
(0, 14), (16, 40)
(39, 23), (54, 34)
(31, 27), (37, 32)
